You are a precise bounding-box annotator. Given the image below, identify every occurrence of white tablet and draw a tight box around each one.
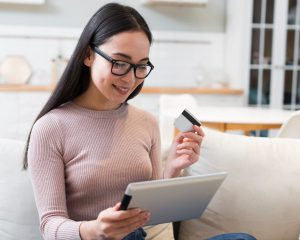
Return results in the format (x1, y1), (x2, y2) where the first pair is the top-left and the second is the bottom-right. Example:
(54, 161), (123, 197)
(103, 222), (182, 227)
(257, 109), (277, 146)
(120, 172), (227, 226)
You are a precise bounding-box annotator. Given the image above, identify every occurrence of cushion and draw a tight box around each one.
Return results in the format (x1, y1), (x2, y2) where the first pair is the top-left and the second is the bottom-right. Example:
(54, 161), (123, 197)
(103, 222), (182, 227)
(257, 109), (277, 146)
(0, 138), (42, 239)
(179, 128), (300, 240)
(144, 223), (174, 240)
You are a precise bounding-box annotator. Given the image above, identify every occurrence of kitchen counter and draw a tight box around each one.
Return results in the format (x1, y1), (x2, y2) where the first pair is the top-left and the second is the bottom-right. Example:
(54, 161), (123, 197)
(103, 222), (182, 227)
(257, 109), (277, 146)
(0, 84), (243, 95)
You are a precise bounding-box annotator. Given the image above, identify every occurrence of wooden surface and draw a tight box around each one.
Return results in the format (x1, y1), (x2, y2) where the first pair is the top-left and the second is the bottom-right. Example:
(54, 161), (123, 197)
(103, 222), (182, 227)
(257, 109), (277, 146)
(0, 84), (55, 92)
(141, 87), (243, 95)
(171, 106), (293, 135)
(175, 122), (283, 136)
(0, 84), (244, 95)
(202, 122), (282, 135)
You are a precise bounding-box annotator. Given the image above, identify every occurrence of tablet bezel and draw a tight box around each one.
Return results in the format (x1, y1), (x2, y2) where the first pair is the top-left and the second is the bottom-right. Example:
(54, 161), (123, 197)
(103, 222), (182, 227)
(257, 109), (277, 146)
(119, 172), (227, 226)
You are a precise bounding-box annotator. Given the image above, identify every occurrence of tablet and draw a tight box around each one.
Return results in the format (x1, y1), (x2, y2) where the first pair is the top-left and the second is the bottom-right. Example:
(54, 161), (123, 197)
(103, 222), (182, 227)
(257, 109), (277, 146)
(120, 172), (227, 226)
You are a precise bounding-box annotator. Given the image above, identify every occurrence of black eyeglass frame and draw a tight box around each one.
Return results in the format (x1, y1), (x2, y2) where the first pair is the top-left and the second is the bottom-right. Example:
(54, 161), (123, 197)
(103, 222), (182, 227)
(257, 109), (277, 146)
(91, 44), (154, 79)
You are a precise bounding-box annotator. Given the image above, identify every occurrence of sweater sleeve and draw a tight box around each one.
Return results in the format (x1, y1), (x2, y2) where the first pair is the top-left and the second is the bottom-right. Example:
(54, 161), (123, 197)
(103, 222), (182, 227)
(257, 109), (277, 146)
(147, 114), (162, 180)
(28, 115), (82, 240)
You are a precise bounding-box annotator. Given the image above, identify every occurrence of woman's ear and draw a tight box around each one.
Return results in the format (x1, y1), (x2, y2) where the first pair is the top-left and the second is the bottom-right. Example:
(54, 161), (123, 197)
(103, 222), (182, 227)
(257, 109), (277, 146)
(83, 47), (93, 67)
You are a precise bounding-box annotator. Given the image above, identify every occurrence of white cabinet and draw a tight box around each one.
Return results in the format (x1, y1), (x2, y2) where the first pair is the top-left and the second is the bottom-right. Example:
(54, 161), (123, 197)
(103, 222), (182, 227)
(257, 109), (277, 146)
(226, 0), (300, 110)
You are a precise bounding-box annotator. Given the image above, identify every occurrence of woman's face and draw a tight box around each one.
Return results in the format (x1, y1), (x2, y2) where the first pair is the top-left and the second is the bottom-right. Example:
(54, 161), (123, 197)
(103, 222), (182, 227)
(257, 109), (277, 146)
(85, 31), (151, 110)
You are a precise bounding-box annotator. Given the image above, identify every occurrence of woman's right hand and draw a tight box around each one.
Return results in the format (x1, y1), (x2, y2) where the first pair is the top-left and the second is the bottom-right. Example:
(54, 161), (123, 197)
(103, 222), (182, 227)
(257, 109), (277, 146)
(80, 202), (150, 240)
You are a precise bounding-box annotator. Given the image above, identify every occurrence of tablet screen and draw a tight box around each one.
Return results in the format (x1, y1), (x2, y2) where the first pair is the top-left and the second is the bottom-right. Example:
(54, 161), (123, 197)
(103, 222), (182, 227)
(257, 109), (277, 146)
(120, 172), (227, 226)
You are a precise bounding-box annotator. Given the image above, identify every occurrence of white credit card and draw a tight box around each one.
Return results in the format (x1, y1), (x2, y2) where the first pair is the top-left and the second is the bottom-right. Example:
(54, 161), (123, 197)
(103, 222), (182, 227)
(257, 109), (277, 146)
(174, 109), (201, 132)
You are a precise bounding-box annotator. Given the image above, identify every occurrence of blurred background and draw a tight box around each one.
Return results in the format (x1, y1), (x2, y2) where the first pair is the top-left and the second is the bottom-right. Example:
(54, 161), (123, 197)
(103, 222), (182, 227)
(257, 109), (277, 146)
(0, 0), (299, 140)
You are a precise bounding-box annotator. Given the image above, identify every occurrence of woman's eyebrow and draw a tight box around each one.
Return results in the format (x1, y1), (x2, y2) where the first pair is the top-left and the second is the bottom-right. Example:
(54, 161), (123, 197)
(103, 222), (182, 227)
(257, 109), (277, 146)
(113, 52), (149, 62)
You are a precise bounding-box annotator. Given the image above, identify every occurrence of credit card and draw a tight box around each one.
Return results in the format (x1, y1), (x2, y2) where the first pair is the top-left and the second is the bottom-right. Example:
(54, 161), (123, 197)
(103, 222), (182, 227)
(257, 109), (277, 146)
(174, 109), (201, 132)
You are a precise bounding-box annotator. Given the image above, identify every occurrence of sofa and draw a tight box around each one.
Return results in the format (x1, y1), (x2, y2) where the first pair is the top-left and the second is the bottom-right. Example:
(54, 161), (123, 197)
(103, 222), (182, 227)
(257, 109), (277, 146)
(1, 128), (300, 240)
(178, 128), (300, 240)
(0, 138), (41, 239)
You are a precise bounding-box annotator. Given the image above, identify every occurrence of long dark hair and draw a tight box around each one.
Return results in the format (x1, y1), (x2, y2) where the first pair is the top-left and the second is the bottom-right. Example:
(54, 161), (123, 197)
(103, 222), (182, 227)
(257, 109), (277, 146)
(23, 3), (152, 169)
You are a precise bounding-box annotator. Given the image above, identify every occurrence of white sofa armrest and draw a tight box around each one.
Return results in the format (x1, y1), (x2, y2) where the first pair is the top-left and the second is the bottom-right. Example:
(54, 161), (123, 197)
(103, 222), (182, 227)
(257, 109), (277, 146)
(179, 128), (300, 240)
(0, 138), (42, 239)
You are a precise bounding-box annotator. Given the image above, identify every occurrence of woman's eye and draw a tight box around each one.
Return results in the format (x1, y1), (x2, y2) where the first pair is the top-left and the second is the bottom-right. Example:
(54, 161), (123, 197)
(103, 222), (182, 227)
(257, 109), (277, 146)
(137, 65), (148, 72)
(114, 62), (128, 69)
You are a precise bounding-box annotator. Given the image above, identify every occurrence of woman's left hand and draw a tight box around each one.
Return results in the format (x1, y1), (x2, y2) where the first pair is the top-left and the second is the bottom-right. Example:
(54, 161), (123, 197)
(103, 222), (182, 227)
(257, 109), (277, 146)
(163, 125), (205, 178)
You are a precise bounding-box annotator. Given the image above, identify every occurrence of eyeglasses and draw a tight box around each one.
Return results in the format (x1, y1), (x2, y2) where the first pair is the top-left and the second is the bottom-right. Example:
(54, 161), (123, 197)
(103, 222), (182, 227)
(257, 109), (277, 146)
(91, 45), (154, 79)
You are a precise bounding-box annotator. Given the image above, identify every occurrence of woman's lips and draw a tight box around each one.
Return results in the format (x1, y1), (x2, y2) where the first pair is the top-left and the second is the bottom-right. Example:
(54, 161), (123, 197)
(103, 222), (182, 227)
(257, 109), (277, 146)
(113, 84), (130, 95)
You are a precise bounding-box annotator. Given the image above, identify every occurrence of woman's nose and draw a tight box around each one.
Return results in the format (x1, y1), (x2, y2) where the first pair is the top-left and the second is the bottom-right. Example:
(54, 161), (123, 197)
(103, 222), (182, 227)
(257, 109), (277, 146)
(121, 67), (136, 83)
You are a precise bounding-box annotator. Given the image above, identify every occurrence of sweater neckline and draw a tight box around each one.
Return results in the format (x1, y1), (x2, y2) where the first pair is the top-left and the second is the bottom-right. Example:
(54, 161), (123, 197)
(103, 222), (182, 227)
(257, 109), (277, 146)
(67, 101), (128, 119)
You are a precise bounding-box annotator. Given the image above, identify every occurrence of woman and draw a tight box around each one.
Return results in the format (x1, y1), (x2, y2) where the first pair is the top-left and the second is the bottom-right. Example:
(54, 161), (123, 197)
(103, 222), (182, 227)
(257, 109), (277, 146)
(24, 3), (255, 240)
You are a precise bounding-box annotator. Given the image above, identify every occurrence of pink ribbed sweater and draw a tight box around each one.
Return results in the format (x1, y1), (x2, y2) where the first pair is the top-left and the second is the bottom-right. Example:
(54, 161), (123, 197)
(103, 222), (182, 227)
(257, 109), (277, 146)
(28, 102), (162, 240)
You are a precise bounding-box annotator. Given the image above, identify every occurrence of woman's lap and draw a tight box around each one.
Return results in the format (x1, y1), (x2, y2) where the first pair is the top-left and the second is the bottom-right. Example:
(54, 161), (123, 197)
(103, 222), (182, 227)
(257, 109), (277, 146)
(122, 228), (256, 240)
(122, 228), (147, 240)
(207, 232), (257, 240)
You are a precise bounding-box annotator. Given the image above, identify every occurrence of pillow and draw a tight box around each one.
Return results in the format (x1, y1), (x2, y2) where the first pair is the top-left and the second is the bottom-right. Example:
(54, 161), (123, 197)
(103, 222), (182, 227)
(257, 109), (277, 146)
(0, 138), (42, 239)
(179, 129), (300, 240)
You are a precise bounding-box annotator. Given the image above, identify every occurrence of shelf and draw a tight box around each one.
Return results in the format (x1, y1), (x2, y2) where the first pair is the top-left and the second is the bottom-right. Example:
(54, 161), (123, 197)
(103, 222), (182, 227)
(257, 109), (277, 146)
(144, 0), (207, 7)
(0, 0), (45, 4)
(141, 87), (243, 95)
(0, 84), (54, 92)
(0, 84), (243, 95)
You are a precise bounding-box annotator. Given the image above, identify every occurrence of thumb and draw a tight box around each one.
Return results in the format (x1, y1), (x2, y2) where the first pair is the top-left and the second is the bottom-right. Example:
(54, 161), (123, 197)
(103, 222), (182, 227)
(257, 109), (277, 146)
(113, 202), (121, 211)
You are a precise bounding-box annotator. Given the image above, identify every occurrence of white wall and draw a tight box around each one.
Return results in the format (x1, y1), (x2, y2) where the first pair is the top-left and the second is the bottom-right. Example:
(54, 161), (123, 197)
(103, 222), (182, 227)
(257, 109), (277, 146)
(0, 0), (226, 32)
(0, 0), (246, 141)
(0, 25), (245, 141)
(148, 31), (225, 87)
(0, 26), (226, 87)
(0, 0), (228, 87)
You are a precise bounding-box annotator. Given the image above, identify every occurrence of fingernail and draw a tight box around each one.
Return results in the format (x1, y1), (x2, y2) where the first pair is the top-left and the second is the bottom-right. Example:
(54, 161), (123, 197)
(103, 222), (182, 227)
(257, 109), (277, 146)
(134, 208), (141, 214)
